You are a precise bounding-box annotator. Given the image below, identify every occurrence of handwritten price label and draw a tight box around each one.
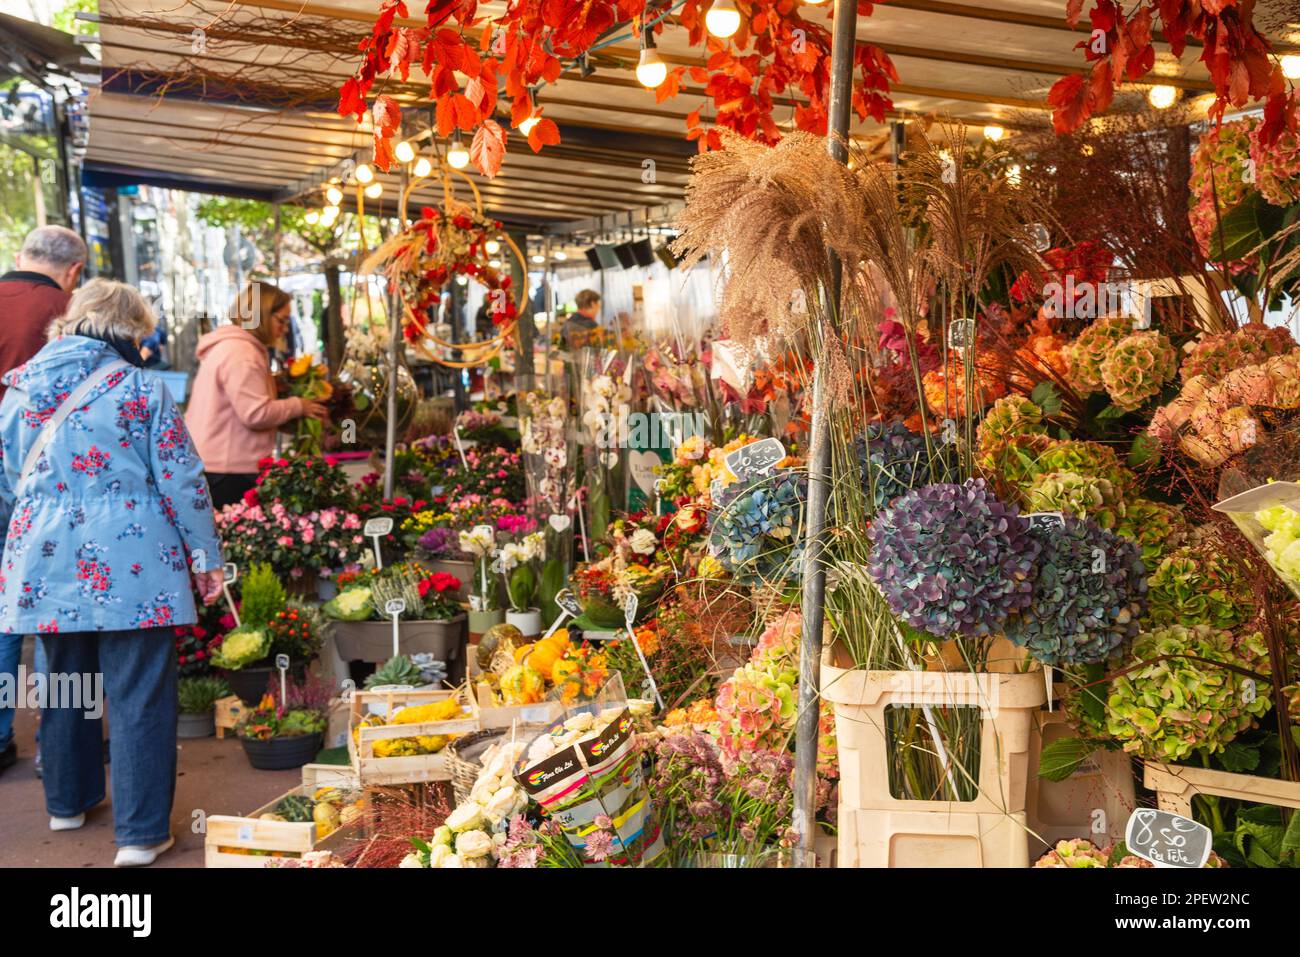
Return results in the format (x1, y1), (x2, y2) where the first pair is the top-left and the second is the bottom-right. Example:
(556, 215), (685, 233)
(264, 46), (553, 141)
(1124, 809), (1212, 868)
(364, 517), (394, 537)
(724, 437), (785, 481)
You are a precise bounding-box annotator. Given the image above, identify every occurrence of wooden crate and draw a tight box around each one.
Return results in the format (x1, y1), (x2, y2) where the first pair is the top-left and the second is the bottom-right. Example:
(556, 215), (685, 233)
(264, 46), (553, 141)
(1143, 762), (1300, 818)
(472, 682), (564, 730)
(204, 764), (361, 868)
(347, 686), (480, 786)
(214, 695), (247, 739)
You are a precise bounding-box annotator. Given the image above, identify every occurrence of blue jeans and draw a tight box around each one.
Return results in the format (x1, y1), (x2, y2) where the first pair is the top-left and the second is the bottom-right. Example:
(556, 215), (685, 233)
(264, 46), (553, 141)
(40, 628), (176, 846)
(0, 635), (44, 749)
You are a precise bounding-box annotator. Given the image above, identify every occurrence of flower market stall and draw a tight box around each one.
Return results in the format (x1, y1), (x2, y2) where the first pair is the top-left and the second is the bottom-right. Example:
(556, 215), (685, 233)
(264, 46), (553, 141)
(33, 0), (1300, 884)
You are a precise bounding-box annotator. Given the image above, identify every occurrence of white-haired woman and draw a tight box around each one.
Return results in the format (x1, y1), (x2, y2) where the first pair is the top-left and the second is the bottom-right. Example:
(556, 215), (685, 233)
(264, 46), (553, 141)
(0, 278), (224, 866)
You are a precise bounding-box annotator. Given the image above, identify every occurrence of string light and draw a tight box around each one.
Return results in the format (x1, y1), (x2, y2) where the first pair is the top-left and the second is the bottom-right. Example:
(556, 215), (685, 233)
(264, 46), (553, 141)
(364, 181), (383, 198)
(488, 259), (502, 269)
(485, 238), (501, 255)
(319, 205), (339, 227)
(705, 0), (741, 39)
(531, 253), (545, 264)
(413, 156), (432, 178)
(325, 185), (343, 205)
(304, 209), (320, 225)
(553, 251), (568, 261)
(395, 140), (416, 164)
(1147, 85), (1178, 109)
(355, 162), (374, 184)
(456, 275), (469, 286)
(982, 124), (1005, 142)
(519, 114), (540, 136)
(636, 30), (667, 89)
(447, 134), (470, 169)
(1006, 164), (1022, 186)
(1284, 55), (1300, 80)
(802, 0), (829, 5)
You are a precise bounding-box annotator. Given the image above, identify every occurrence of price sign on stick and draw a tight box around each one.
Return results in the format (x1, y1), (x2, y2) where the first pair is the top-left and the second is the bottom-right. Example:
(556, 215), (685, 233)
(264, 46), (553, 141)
(221, 563), (240, 627)
(554, 588), (582, 619)
(947, 317), (975, 353)
(364, 517), (393, 569)
(385, 598), (406, 659)
(1124, 809), (1212, 868)
(724, 438), (785, 482)
(622, 592), (663, 710)
(1024, 511), (1066, 532)
(452, 424), (469, 470)
(275, 654), (290, 705)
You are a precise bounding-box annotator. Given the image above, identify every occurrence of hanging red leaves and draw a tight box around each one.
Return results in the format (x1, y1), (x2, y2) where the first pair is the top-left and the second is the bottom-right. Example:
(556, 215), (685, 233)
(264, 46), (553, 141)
(1049, 0), (1293, 144)
(470, 119), (507, 178)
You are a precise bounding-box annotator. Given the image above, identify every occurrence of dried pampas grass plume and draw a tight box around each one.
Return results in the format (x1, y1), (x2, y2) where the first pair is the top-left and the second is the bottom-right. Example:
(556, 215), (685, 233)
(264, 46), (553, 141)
(671, 130), (866, 394)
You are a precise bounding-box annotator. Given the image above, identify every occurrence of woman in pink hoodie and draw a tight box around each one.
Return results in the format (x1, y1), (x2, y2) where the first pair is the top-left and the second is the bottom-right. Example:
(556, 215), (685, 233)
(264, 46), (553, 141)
(186, 283), (328, 510)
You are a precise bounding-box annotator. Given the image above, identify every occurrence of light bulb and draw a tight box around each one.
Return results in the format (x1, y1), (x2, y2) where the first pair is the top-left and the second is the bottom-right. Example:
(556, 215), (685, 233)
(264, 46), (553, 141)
(1284, 55), (1300, 80)
(531, 253), (545, 264)
(325, 185), (343, 205)
(1006, 164), (1022, 186)
(554, 251), (567, 261)
(395, 139), (416, 164)
(447, 137), (470, 169)
(305, 209), (320, 225)
(364, 182), (383, 199)
(636, 47), (667, 89)
(455, 275), (468, 286)
(412, 156), (432, 178)
(320, 206), (339, 226)
(1147, 85), (1178, 109)
(488, 259), (502, 269)
(355, 162), (374, 184)
(802, 0), (829, 5)
(982, 124), (1005, 142)
(519, 114), (540, 136)
(485, 239), (501, 255)
(705, 0), (741, 39)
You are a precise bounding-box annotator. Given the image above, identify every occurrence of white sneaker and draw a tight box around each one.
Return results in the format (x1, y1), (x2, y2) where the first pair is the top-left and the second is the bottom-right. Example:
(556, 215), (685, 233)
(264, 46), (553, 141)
(114, 835), (174, 868)
(49, 814), (85, 831)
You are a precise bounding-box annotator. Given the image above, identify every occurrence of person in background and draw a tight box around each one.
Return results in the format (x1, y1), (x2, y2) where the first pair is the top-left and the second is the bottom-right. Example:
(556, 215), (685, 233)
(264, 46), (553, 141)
(562, 288), (602, 348)
(0, 225), (88, 777)
(185, 282), (329, 511)
(0, 279), (224, 866)
(138, 320), (167, 368)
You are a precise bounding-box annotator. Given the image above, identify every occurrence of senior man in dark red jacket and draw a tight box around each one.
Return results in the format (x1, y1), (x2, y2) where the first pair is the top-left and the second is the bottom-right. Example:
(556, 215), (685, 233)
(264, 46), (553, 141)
(0, 224), (86, 777)
(0, 225), (87, 400)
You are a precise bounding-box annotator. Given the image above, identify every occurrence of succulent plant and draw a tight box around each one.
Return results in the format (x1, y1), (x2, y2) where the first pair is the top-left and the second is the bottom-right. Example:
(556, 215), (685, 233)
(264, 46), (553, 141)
(854, 420), (957, 511)
(1144, 543), (1255, 630)
(365, 654), (424, 689)
(868, 478), (1041, 638)
(1101, 624), (1271, 762)
(1004, 516), (1147, 666)
(1025, 470), (1126, 531)
(976, 396), (1048, 475)
(1064, 316), (1131, 395)
(1113, 498), (1188, 567)
(709, 471), (807, 587)
(1179, 322), (1296, 384)
(1100, 331), (1178, 412)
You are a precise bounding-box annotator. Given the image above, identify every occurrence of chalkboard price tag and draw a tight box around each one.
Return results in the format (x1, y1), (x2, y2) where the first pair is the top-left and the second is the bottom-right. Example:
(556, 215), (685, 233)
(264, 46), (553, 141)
(222, 562), (238, 585)
(724, 437), (785, 481)
(1024, 511), (1066, 531)
(554, 588), (582, 618)
(622, 591), (639, 629)
(1124, 809), (1212, 868)
(275, 654), (290, 671)
(385, 598), (406, 617)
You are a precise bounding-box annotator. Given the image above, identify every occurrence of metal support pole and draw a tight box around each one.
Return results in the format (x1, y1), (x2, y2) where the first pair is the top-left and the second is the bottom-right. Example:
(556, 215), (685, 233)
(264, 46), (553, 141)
(792, 0), (857, 869)
(383, 168), (410, 501)
(272, 202), (282, 284)
(542, 232), (555, 394)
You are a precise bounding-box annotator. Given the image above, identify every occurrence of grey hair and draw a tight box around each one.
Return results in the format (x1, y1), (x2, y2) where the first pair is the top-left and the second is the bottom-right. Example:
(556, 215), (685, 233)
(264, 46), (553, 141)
(48, 278), (157, 343)
(20, 225), (88, 268)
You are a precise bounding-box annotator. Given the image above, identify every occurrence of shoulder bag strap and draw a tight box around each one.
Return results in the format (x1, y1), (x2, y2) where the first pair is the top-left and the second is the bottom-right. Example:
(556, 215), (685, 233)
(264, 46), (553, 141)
(18, 359), (131, 490)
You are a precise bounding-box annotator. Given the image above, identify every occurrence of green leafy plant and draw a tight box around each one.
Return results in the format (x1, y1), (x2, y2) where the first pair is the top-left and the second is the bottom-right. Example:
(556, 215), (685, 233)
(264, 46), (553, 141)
(210, 626), (271, 671)
(178, 676), (230, 715)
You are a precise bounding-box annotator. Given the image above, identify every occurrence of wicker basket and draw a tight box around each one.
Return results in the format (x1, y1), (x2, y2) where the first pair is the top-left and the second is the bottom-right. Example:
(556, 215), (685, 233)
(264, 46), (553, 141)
(446, 728), (508, 806)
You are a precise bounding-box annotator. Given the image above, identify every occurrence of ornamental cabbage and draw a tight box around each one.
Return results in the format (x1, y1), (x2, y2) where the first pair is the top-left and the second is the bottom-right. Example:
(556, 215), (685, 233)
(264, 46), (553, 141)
(210, 626), (271, 670)
(323, 586), (374, 621)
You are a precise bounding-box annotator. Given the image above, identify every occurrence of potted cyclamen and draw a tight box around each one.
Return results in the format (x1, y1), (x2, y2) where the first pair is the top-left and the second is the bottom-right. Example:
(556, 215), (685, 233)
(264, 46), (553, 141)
(460, 525), (504, 641)
(323, 563), (469, 683)
(497, 531), (546, 638)
(177, 676), (230, 738)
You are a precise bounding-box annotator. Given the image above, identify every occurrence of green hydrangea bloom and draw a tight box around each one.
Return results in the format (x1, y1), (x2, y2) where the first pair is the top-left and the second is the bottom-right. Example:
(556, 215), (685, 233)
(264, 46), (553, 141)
(1065, 316), (1132, 395)
(1114, 499), (1188, 568)
(1144, 544), (1255, 630)
(1025, 470), (1126, 530)
(1100, 331), (1178, 412)
(976, 396), (1047, 475)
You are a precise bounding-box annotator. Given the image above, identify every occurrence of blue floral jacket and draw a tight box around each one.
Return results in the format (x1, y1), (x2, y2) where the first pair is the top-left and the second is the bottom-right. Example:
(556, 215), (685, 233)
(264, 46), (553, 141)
(0, 335), (223, 634)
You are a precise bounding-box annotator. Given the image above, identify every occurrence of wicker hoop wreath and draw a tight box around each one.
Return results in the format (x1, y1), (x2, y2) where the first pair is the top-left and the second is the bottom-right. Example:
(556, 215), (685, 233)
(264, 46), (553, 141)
(362, 165), (525, 366)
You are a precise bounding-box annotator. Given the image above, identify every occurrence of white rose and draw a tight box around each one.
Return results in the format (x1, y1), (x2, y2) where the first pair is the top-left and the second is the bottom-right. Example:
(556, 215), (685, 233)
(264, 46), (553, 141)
(446, 802), (484, 832)
(432, 825), (453, 847)
(563, 711), (594, 733)
(484, 784), (523, 824)
(438, 853), (464, 868)
(470, 779), (495, 806)
(527, 733), (557, 763)
(427, 843), (455, 868)
(629, 528), (657, 555)
(398, 852), (425, 869)
(455, 829), (494, 859)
